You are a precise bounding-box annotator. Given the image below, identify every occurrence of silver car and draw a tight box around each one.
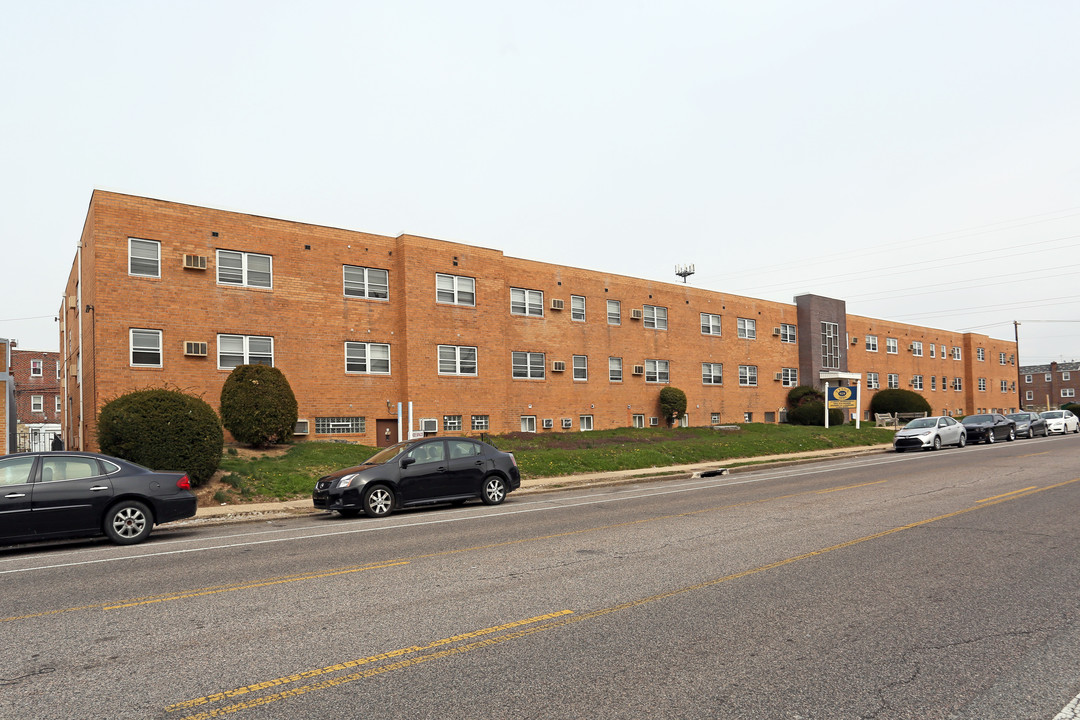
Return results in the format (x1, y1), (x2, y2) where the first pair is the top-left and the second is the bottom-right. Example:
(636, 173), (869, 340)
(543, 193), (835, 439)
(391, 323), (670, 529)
(1040, 409), (1080, 434)
(893, 416), (967, 452)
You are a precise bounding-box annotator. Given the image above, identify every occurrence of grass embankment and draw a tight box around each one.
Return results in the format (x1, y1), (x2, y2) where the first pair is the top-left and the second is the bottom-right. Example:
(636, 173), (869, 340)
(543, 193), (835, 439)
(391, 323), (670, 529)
(209, 424), (892, 503)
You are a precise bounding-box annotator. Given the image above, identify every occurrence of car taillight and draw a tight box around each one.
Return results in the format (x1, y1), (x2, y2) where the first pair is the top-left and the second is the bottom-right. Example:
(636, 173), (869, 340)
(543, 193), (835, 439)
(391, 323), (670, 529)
(177, 475), (191, 490)
(509, 453), (517, 467)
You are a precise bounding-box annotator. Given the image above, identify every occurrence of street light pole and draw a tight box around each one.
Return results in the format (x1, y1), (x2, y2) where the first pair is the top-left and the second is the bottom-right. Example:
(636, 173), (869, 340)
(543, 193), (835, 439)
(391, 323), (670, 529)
(1014, 320), (1022, 409)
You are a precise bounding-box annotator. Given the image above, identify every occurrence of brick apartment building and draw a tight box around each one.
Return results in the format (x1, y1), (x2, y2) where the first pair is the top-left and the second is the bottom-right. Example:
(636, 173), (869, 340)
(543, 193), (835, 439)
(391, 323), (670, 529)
(1018, 361), (1080, 411)
(58, 191), (1021, 451)
(10, 348), (62, 451)
(0, 339), (13, 454)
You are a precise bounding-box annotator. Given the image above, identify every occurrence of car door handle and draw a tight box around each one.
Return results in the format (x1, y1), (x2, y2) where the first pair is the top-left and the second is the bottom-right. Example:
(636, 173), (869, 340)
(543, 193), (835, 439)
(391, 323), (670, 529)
(475, 460), (484, 466)
(5, 493), (26, 498)
(437, 466), (447, 472)
(90, 486), (110, 492)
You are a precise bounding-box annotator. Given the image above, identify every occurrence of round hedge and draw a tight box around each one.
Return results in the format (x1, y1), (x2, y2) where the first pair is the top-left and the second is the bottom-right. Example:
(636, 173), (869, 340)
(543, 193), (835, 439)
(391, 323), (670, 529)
(97, 388), (223, 486)
(219, 364), (298, 447)
(787, 385), (823, 407)
(868, 388), (932, 416)
(786, 400), (845, 426)
(659, 386), (687, 425)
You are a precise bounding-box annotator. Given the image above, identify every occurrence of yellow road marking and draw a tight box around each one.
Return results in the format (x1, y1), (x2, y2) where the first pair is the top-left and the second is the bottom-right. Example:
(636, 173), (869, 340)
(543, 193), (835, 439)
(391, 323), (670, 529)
(170, 477), (1080, 719)
(816, 480), (888, 494)
(1018, 452), (1049, 459)
(977, 486), (1037, 503)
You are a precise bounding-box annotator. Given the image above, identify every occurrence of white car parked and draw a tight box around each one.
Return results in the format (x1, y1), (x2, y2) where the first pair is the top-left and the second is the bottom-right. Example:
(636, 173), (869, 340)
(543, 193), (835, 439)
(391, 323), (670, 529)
(1039, 409), (1080, 434)
(893, 416), (967, 452)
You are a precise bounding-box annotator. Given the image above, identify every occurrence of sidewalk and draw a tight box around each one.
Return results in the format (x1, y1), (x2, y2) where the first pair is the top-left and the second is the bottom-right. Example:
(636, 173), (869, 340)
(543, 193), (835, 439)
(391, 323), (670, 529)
(190, 443), (894, 524)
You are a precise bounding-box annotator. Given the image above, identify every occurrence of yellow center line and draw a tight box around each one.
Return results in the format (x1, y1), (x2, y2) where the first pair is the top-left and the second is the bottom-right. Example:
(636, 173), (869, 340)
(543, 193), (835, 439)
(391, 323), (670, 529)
(1017, 452), (1049, 459)
(817, 480), (888, 494)
(170, 477), (1080, 720)
(977, 486), (1037, 503)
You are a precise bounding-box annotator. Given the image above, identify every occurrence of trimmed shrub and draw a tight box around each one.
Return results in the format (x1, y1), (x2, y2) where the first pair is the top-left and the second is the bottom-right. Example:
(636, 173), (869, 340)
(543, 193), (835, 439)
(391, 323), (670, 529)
(97, 388), (223, 486)
(220, 364), (299, 447)
(787, 400), (845, 426)
(1062, 402), (1080, 414)
(658, 386), (688, 426)
(868, 389), (932, 416)
(787, 385), (823, 407)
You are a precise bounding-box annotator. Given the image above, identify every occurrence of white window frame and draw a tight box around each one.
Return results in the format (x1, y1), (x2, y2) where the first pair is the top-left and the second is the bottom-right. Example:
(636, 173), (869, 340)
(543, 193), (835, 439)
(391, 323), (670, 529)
(438, 345), (478, 376)
(782, 367), (798, 387)
(345, 342), (391, 375)
(130, 328), (163, 368)
(512, 351), (545, 379)
(930, 344), (936, 358)
(886, 338), (898, 354)
(737, 318), (756, 339)
(632, 414), (645, 428)
(700, 313), (722, 336)
(1000, 353), (1007, 365)
(1001, 380), (1008, 392)
(780, 323), (797, 344)
(978, 377), (987, 391)
(977, 348), (985, 361)
(953, 377), (963, 391)
(912, 341), (923, 357)
(913, 375), (924, 391)
(865, 335), (878, 352)
(570, 295), (586, 322)
(343, 265), (390, 301)
(510, 288), (544, 317)
(435, 273), (475, 306)
(1025, 374), (1032, 383)
(128, 238), (161, 278)
(217, 250), (273, 289)
(702, 363), (723, 385)
(1063, 388), (1076, 398)
(645, 359), (669, 383)
(739, 365), (758, 387)
(1064, 371), (1072, 381)
(579, 415), (593, 431)
(643, 305), (667, 330)
(520, 415), (537, 433)
(607, 300), (621, 325)
(217, 334), (274, 369)
(1025, 390), (1034, 401)
(609, 357), (622, 382)
(930, 376), (937, 391)
(867, 372), (879, 390)
(1045, 373), (1052, 381)
(55, 396), (62, 413)
(887, 373), (899, 390)
(30, 360), (43, 377)
(31, 395), (43, 413)
(572, 355), (588, 381)
(952, 347), (962, 361)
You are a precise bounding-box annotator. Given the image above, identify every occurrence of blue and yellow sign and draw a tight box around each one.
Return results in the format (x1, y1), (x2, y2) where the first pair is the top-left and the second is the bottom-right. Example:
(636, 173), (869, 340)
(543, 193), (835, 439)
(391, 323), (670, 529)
(827, 385), (857, 409)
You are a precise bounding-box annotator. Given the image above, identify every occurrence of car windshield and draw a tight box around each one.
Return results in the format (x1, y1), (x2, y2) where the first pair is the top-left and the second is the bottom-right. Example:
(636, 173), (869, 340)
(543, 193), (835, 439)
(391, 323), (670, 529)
(904, 418), (937, 429)
(963, 414), (993, 424)
(1042, 411), (1063, 419)
(1005, 413), (1029, 421)
(360, 441), (415, 465)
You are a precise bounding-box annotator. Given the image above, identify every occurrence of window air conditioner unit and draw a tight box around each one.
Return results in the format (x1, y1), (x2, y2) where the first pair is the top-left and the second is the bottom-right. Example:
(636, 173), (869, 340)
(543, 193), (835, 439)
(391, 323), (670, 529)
(293, 420), (310, 435)
(67, 295), (77, 310)
(630, 308), (643, 320)
(184, 341), (208, 357)
(773, 372), (783, 381)
(851, 336), (859, 345)
(183, 254), (208, 270)
(772, 327), (781, 336)
(908, 344), (916, 351)
(632, 365), (645, 375)
(419, 418), (438, 433)
(551, 360), (566, 372)
(550, 298), (564, 310)
(542, 418), (554, 429)
(561, 418), (573, 429)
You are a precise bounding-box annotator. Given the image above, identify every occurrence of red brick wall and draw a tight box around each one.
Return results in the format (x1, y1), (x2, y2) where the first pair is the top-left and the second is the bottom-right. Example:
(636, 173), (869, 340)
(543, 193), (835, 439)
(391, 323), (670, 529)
(11, 350), (62, 425)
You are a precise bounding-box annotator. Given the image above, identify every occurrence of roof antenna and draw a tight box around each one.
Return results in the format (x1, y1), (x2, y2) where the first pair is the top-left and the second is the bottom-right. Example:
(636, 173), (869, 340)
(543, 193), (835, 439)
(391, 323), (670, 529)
(675, 264), (695, 283)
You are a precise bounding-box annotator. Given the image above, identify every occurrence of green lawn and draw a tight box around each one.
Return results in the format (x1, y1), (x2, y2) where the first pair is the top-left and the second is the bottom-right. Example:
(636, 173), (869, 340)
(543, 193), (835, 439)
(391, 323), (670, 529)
(208, 424), (892, 503)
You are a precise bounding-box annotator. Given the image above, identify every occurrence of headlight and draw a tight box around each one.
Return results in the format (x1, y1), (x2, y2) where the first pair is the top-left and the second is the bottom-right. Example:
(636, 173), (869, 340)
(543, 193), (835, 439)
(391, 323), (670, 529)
(336, 474), (358, 489)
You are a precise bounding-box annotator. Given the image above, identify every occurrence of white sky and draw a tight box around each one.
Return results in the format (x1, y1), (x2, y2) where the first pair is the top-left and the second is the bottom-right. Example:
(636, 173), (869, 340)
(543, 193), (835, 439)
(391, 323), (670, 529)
(2, 1), (1077, 365)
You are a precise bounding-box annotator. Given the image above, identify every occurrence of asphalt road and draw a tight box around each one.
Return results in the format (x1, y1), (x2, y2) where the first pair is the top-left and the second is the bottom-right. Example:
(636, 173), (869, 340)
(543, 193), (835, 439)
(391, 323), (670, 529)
(2, 434), (1080, 720)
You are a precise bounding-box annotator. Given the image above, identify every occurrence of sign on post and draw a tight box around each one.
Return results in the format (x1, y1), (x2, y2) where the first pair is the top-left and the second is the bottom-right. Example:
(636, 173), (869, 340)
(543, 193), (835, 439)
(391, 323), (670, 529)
(827, 385), (858, 410)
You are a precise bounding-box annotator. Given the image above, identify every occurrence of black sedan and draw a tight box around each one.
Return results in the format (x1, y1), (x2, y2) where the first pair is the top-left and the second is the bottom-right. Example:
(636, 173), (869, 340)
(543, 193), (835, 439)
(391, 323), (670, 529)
(0, 451), (196, 546)
(960, 414), (1016, 444)
(313, 437), (521, 518)
(1005, 411), (1049, 438)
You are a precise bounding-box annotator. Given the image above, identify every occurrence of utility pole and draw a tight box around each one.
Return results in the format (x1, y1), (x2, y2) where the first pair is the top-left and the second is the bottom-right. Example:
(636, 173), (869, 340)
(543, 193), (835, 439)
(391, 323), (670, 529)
(1014, 320), (1022, 409)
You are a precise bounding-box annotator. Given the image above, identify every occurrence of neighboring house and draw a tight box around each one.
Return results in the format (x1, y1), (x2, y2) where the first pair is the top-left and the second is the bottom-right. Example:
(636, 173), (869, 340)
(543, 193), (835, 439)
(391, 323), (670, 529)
(11, 348), (62, 452)
(0, 339), (13, 455)
(1018, 361), (1080, 411)
(59, 190), (1020, 450)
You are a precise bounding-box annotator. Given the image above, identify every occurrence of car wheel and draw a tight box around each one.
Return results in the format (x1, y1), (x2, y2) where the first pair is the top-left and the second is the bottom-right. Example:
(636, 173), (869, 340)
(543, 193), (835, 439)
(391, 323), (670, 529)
(957, 433), (966, 448)
(104, 500), (154, 545)
(362, 485), (394, 518)
(338, 509), (361, 518)
(481, 476), (507, 505)
(932, 436), (942, 451)
(1073, 424), (1079, 434)
(987, 431), (996, 444)
(894, 447), (905, 453)
(1007, 428), (1016, 441)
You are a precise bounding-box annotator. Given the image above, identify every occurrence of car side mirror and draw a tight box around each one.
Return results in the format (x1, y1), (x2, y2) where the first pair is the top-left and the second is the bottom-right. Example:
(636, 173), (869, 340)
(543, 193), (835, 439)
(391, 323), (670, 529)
(400, 457), (415, 469)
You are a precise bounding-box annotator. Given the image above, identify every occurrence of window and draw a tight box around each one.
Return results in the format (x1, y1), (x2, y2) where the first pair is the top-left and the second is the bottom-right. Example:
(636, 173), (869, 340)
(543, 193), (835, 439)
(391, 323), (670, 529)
(1025, 374), (1033, 383)
(130, 329), (162, 367)
(218, 250), (272, 288)
(632, 414), (645, 428)
(512, 351), (545, 379)
(443, 415), (462, 431)
(782, 367), (798, 387)
(438, 345), (477, 376)
(737, 318), (756, 339)
(702, 363), (723, 385)
(743, 412), (753, 423)
(930, 344), (936, 358)
(739, 365), (758, 387)
(930, 376), (937, 391)
(30, 360), (42, 377)
(999, 352), (1007, 365)
(573, 355), (588, 381)
(911, 341), (923, 357)
(645, 359), (669, 383)
(1025, 390), (1034, 401)
(644, 305), (667, 330)
(510, 288), (544, 317)
(977, 348), (985, 361)
(609, 357), (622, 382)
(912, 375), (923, 390)
(978, 378), (987, 391)
(1064, 372), (1072, 381)
(471, 415), (489, 431)
(448, 439), (482, 459)
(701, 313), (722, 336)
(435, 273), (475, 306)
(31, 395), (43, 413)
(343, 266), (389, 300)
(607, 300), (621, 325)
(345, 342), (391, 374)
(821, 322), (839, 369)
(1000, 380), (1008, 392)
(887, 373), (899, 389)
(867, 372), (879, 390)
(55, 396), (62, 413)
(571, 295), (585, 321)
(886, 338), (898, 354)
(56, 361), (60, 380)
(218, 334), (273, 369)
(129, 238), (160, 278)
(0, 456), (35, 486)
(41, 456), (99, 482)
(579, 415), (593, 431)
(315, 417), (366, 434)
(1063, 388), (1076, 398)
(952, 347), (962, 360)
(710, 413), (721, 424)
(1046, 373), (1052, 381)
(520, 416), (537, 432)
(866, 335), (878, 352)
(953, 378), (963, 391)
(780, 323), (797, 344)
